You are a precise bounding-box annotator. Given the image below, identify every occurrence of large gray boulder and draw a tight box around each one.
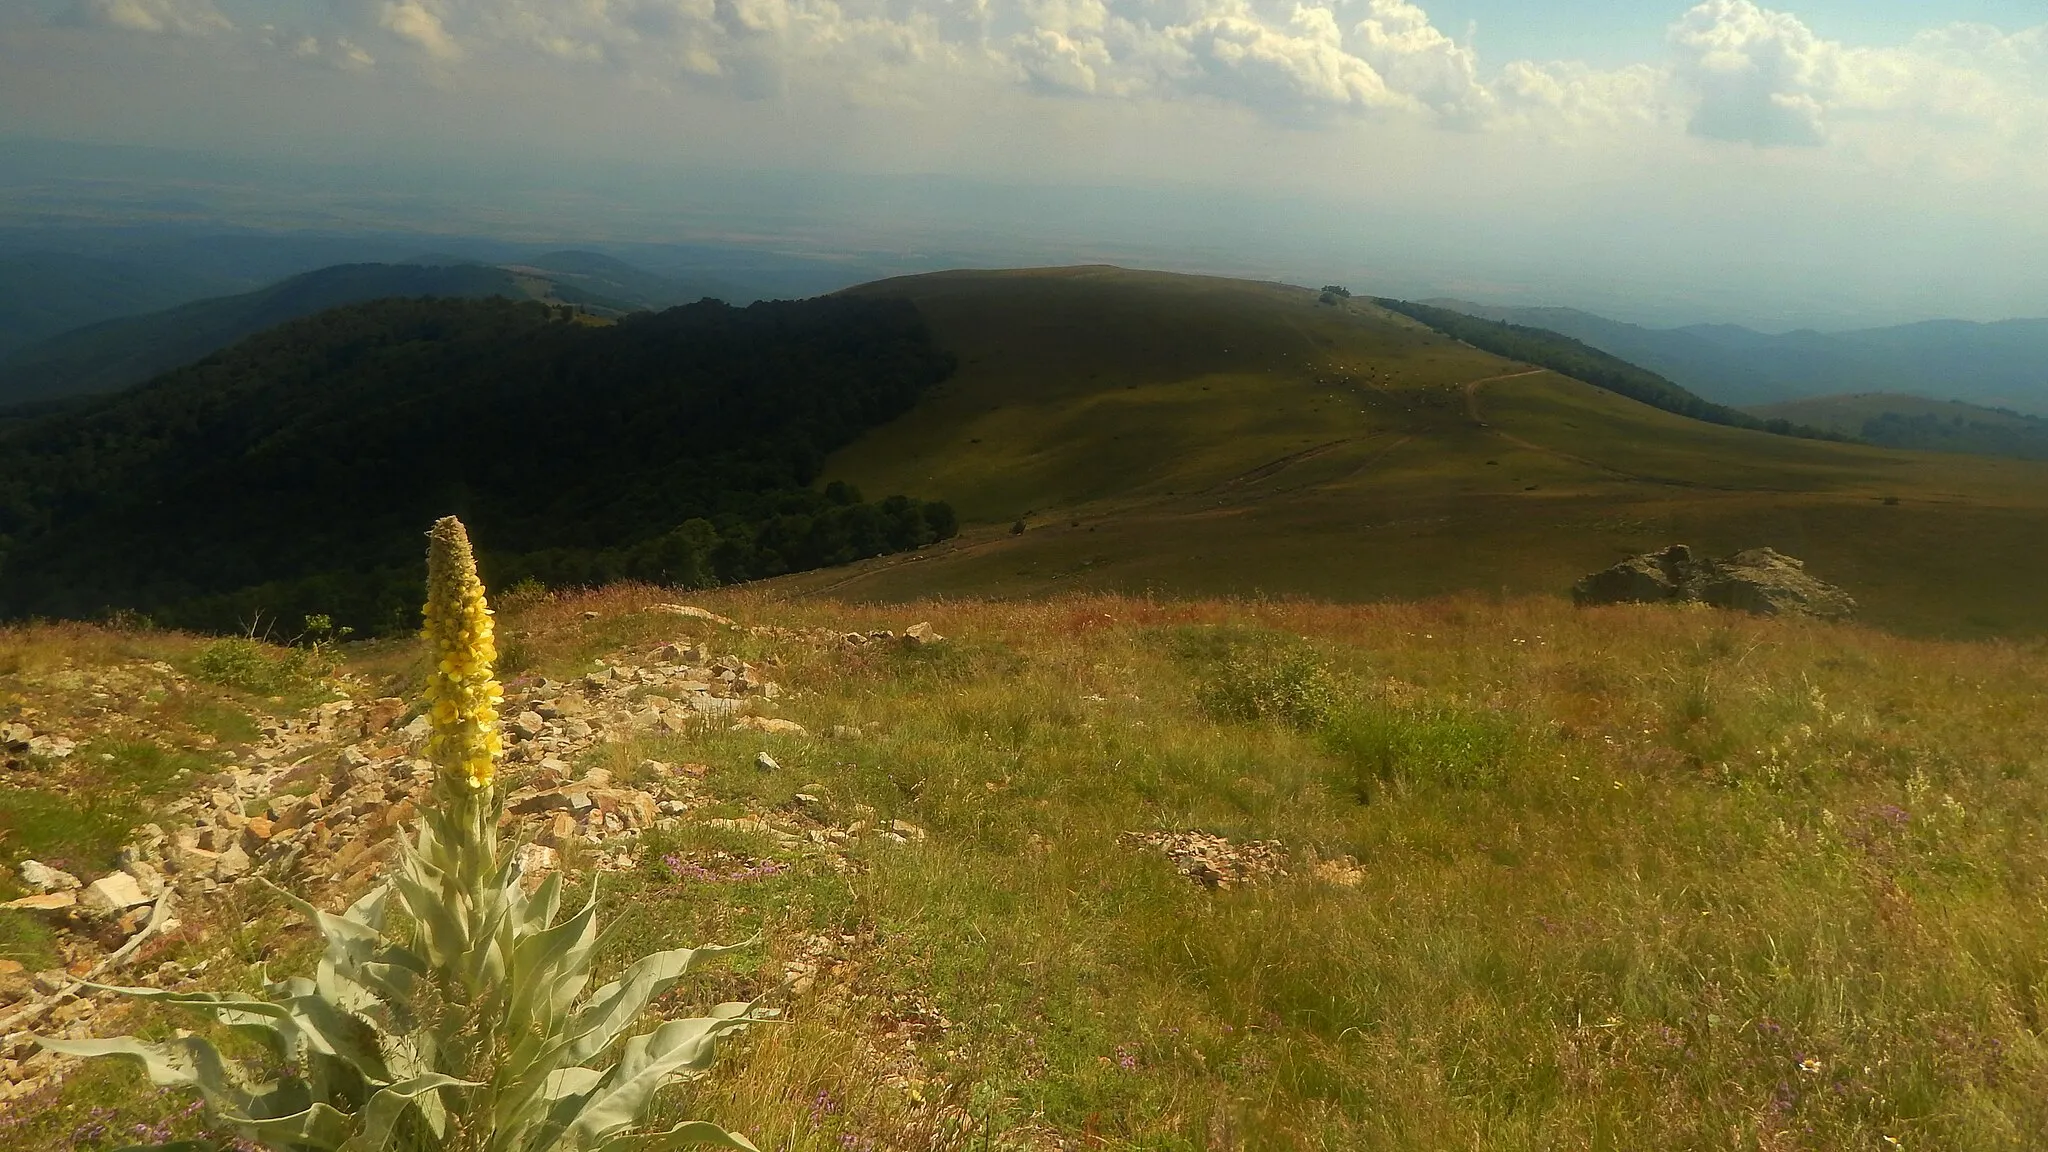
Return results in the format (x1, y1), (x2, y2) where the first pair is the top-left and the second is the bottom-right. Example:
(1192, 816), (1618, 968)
(1573, 545), (1855, 620)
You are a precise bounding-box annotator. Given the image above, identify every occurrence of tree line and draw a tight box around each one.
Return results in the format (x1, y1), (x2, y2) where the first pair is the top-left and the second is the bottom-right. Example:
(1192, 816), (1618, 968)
(0, 294), (959, 634)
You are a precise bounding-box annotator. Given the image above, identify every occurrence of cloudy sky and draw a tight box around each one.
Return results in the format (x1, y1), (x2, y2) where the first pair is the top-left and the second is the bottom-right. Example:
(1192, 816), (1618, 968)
(2, 0), (2044, 326)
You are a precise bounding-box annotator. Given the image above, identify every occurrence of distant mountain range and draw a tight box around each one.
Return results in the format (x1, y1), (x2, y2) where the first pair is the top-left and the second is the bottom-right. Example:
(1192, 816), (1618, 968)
(0, 252), (714, 406)
(0, 251), (242, 360)
(1424, 300), (2048, 414)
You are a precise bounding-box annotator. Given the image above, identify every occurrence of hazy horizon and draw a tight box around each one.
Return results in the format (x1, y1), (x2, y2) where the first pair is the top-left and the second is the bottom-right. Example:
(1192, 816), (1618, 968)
(4, 0), (2045, 330)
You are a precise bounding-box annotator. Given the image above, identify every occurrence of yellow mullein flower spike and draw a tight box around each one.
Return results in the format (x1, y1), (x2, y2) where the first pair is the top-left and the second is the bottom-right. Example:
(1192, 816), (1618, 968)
(423, 516), (502, 793)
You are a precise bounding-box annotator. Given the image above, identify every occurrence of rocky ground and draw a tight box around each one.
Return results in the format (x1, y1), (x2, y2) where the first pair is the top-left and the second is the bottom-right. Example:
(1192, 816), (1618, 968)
(1, 602), (1330, 1144)
(0, 604), (915, 1102)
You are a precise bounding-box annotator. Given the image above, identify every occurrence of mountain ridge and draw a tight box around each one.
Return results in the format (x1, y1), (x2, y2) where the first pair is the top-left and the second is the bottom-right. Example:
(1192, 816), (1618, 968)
(1425, 298), (2048, 412)
(0, 254), (708, 406)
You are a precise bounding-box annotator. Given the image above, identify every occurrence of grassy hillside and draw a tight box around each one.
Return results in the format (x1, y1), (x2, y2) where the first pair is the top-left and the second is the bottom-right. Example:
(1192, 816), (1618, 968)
(1751, 393), (2048, 461)
(807, 267), (2048, 638)
(0, 260), (671, 407)
(12, 587), (2048, 1149)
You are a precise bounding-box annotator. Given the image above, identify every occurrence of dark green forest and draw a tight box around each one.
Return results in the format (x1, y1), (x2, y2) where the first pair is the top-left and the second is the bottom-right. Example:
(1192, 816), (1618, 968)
(0, 295), (958, 634)
(0, 261), (649, 405)
(1858, 409), (2048, 460)
(1371, 298), (1844, 441)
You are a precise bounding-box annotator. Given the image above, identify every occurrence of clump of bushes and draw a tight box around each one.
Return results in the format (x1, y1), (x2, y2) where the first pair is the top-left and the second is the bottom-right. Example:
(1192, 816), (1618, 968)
(1197, 646), (1341, 730)
(189, 636), (326, 695)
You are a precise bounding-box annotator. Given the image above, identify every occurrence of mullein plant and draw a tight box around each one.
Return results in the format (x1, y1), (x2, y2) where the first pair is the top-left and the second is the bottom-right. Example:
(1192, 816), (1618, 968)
(40, 516), (763, 1152)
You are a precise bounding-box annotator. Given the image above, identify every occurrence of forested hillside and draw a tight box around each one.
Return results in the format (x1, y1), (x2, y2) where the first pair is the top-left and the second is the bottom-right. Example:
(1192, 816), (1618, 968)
(1373, 299), (1841, 440)
(1750, 393), (2048, 460)
(1427, 298), (2048, 412)
(0, 295), (957, 633)
(0, 261), (655, 405)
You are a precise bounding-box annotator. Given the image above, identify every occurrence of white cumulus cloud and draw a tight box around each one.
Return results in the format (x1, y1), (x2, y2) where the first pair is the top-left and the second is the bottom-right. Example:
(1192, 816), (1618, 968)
(30, 0), (2048, 174)
(380, 0), (462, 60)
(60, 0), (231, 36)
(1670, 1), (2048, 150)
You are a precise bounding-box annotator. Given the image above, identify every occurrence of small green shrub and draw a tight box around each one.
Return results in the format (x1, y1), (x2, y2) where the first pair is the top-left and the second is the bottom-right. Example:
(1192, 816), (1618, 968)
(1324, 704), (1518, 799)
(190, 637), (323, 694)
(1198, 648), (1341, 729)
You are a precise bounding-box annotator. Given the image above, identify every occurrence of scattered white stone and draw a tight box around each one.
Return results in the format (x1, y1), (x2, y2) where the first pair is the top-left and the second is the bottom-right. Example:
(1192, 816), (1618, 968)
(26, 735), (76, 759)
(755, 751), (782, 772)
(16, 860), (81, 893)
(213, 845), (252, 882)
(904, 622), (943, 647)
(513, 843), (560, 877)
(732, 716), (808, 737)
(647, 604), (736, 626)
(79, 873), (151, 914)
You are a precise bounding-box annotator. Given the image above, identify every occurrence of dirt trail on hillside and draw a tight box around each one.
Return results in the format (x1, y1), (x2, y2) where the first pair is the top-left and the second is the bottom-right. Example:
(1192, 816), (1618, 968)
(1210, 438), (1354, 490)
(1459, 369), (1548, 423)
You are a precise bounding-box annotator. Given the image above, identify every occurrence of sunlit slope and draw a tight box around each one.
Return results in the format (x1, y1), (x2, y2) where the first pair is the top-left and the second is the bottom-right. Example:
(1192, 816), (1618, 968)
(831, 266), (1512, 520)
(812, 267), (2048, 636)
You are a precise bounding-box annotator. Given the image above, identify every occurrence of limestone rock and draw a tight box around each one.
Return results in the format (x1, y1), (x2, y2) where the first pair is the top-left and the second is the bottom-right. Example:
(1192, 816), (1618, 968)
(1695, 549), (1858, 619)
(80, 872), (151, 914)
(16, 860), (81, 893)
(513, 843), (559, 876)
(214, 844), (252, 882)
(755, 751), (782, 773)
(1572, 544), (1855, 620)
(903, 622), (943, 647)
(732, 716), (808, 737)
(0, 722), (32, 748)
(3, 892), (76, 913)
(647, 604), (736, 627)
(26, 735), (75, 759)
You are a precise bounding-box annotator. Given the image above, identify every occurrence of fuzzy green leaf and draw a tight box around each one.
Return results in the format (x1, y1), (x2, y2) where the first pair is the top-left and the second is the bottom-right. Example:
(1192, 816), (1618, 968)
(337, 1073), (478, 1152)
(559, 942), (752, 1070)
(33, 1035), (201, 1089)
(509, 892), (600, 1030)
(232, 1101), (353, 1150)
(566, 1006), (755, 1142)
(521, 869), (564, 933)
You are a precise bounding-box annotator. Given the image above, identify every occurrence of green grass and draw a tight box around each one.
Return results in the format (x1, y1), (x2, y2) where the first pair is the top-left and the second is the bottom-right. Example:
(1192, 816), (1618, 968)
(22, 587), (2048, 1150)
(0, 740), (216, 874)
(807, 268), (2048, 638)
(315, 587), (2048, 1150)
(0, 907), (61, 969)
(651, 591), (2048, 1149)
